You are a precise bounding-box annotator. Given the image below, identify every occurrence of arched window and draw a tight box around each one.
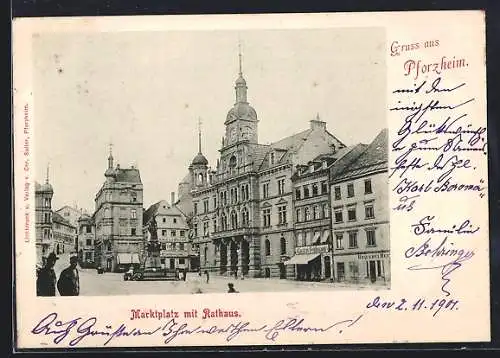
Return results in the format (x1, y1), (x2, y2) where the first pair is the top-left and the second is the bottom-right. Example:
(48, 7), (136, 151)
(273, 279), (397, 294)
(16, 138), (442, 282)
(280, 237), (286, 255)
(296, 208), (302, 222)
(104, 208), (110, 218)
(229, 155), (237, 174)
(241, 207), (249, 227)
(221, 212), (227, 230)
(198, 173), (204, 184)
(230, 210), (238, 229)
(265, 239), (271, 256)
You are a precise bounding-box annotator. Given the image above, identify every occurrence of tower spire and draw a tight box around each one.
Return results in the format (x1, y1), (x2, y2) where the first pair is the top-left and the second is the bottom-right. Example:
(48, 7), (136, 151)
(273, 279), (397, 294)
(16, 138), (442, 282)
(198, 117), (202, 154)
(45, 163), (50, 184)
(238, 40), (243, 76)
(234, 40), (248, 103)
(108, 142), (114, 169)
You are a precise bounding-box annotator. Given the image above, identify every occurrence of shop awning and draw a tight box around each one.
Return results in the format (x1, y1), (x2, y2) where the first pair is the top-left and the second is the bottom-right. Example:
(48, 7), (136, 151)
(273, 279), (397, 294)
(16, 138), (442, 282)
(321, 230), (331, 243)
(117, 253), (140, 264)
(284, 253), (320, 265)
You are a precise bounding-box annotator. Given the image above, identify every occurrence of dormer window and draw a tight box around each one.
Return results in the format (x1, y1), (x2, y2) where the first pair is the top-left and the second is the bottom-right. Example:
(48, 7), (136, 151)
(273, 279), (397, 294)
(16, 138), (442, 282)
(270, 152), (275, 165)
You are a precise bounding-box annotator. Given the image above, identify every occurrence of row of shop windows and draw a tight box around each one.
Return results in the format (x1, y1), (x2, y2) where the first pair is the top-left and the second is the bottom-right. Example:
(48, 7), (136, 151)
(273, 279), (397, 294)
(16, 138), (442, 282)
(336, 259), (384, 280)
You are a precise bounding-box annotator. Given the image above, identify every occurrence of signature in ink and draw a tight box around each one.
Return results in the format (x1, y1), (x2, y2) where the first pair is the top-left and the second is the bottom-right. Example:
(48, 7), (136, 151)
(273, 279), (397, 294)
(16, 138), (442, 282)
(31, 312), (365, 346)
(405, 237), (475, 296)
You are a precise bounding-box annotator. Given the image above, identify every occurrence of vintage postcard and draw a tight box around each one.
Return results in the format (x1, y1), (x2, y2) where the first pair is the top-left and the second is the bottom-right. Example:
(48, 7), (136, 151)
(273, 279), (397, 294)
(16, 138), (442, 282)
(13, 11), (488, 349)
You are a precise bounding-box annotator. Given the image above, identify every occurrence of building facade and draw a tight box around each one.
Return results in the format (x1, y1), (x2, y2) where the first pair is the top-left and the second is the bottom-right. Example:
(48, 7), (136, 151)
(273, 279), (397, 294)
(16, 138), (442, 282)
(286, 144), (369, 281)
(93, 150), (144, 272)
(187, 54), (346, 279)
(77, 214), (96, 268)
(56, 205), (83, 228)
(143, 197), (198, 271)
(35, 179), (54, 267)
(52, 211), (77, 255)
(330, 129), (390, 285)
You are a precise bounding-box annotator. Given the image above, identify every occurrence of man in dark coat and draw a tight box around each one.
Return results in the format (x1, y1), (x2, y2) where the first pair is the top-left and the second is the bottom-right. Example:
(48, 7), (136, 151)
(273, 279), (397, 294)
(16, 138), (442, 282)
(36, 252), (58, 296)
(57, 255), (80, 296)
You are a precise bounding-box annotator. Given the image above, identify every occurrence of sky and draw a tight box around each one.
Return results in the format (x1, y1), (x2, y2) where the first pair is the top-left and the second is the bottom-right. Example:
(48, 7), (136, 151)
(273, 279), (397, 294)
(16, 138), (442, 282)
(33, 27), (386, 213)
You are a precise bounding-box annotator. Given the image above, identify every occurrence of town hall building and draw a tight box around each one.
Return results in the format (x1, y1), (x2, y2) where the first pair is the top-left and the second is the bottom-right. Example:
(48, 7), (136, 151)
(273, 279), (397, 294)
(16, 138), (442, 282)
(183, 52), (346, 279)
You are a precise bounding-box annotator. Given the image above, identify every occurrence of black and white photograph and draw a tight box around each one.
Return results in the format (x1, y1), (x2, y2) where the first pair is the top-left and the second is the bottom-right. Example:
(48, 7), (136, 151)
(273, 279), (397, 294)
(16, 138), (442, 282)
(33, 28), (389, 296)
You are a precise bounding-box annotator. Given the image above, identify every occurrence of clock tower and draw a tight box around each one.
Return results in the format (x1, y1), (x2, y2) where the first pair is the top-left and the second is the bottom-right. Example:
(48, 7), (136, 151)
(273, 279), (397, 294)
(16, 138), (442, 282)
(223, 45), (258, 147)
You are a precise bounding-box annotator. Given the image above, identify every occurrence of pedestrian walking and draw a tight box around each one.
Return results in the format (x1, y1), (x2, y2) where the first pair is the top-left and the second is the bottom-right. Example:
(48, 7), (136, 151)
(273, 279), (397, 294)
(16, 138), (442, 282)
(183, 268), (187, 281)
(57, 255), (80, 296)
(36, 252), (58, 296)
(204, 270), (209, 283)
(227, 283), (239, 293)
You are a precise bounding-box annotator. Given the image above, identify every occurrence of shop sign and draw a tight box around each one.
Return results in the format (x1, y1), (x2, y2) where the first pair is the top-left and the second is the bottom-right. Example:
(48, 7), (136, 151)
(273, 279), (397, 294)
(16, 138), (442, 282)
(358, 252), (390, 260)
(295, 244), (329, 255)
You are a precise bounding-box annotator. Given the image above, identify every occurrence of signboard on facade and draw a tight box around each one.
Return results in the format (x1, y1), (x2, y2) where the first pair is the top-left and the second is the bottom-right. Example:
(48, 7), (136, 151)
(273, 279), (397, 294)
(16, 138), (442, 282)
(295, 244), (329, 255)
(357, 252), (390, 261)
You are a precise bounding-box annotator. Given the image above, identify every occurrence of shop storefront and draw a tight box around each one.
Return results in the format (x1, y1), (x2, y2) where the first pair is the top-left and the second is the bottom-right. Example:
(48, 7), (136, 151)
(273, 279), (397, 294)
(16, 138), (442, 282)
(284, 244), (332, 281)
(334, 251), (390, 284)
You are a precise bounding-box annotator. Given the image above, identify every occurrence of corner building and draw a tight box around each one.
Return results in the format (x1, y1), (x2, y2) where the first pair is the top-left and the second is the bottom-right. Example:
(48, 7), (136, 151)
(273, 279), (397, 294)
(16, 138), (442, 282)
(330, 129), (390, 284)
(188, 58), (345, 278)
(93, 150), (144, 272)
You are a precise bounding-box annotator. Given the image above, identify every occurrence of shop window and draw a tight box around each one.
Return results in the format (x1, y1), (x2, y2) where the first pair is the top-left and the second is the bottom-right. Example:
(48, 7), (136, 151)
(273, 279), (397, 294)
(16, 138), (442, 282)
(337, 262), (345, 281)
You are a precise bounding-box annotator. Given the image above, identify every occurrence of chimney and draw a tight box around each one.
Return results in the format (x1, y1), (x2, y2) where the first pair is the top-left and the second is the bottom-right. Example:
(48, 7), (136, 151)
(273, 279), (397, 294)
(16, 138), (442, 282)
(171, 192), (175, 206)
(310, 119), (327, 131)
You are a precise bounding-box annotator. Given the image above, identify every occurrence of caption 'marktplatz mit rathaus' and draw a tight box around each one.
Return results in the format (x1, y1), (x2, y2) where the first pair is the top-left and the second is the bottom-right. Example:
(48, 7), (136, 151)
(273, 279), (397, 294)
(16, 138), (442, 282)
(35, 51), (390, 286)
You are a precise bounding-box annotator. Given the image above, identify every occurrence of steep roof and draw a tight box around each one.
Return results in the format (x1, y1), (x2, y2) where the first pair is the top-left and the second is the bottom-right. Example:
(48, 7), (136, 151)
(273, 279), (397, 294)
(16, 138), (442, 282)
(143, 201), (165, 224)
(115, 168), (142, 184)
(52, 211), (75, 228)
(333, 129), (388, 183)
(272, 129), (312, 151)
